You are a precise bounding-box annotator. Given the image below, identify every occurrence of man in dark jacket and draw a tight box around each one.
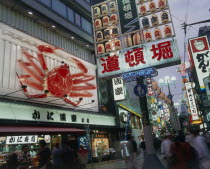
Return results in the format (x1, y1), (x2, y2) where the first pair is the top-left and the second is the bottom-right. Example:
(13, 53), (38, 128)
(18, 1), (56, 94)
(38, 140), (51, 169)
(62, 141), (75, 169)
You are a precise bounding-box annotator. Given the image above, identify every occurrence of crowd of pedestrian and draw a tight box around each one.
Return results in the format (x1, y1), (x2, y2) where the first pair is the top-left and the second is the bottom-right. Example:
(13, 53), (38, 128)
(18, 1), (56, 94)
(160, 126), (210, 169)
(5, 140), (89, 169)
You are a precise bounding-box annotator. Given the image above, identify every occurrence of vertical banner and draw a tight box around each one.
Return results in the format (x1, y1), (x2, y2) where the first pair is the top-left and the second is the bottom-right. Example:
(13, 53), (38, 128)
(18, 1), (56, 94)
(189, 36), (210, 91)
(112, 77), (125, 101)
(124, 112), (131, 141)
(117, 0), (140, 34)
(185, 82), (199, 121)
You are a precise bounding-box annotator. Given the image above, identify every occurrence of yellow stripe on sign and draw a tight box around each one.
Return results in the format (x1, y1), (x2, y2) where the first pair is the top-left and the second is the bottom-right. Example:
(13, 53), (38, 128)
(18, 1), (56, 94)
(119, 104), (142, 117)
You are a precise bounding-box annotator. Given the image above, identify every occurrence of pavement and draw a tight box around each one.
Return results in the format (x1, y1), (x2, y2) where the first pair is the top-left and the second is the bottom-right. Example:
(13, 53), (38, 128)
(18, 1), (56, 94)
(86, 153), (167, 169)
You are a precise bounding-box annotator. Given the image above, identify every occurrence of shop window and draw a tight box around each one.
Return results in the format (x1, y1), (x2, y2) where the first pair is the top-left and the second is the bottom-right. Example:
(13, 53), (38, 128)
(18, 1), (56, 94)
(82, 17), (92, 34)
(67, 7), (74, 23)
(52, 0), (67, 17)
(39, 0), (51, 7)
(75, 12), (81, 26)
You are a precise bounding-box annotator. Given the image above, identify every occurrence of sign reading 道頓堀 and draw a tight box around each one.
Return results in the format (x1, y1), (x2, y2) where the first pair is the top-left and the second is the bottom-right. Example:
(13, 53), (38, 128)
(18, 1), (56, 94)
(98, 40), (180, 78)
(117, 0), (140, 34)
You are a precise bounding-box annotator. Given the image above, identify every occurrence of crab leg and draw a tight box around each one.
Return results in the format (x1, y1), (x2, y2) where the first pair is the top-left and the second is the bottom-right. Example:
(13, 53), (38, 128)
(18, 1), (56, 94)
(69, 92), (93, 98)
(16, 73), (46, 98)
(63, 98), (82, 107)
(37, 53), (48, 72)
(72, 83), (96, 91)
(22, 50), (45, 78)
(73, 75), (95, 85)
(18, 60), (43, 84)
(19, 78), (44, 91)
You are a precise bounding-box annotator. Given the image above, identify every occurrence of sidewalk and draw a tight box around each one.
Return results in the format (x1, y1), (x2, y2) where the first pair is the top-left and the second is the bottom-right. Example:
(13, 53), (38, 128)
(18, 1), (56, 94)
(86, 154), (167, 169)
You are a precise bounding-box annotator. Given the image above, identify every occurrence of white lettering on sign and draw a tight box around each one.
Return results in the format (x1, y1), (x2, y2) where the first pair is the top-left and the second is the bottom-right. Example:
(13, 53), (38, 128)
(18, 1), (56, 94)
(185, 82), (199, 121)
(6, 136), (38, 145)
(112, 77), (125, 101)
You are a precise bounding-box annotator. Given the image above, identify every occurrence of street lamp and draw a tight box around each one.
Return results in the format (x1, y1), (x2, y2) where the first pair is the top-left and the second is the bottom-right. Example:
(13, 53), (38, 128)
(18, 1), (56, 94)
(159, 76), (176, 106)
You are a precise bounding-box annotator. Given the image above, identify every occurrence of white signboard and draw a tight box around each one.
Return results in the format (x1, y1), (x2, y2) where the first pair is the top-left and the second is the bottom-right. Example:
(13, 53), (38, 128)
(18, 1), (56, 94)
(112, 77), (125, 101)
(189, 36), (210, 91)
(185, 82), (199, 121)
(0, 102), (116, 126)
(98, 40), (180, 78)
(6, 135), (38, 145)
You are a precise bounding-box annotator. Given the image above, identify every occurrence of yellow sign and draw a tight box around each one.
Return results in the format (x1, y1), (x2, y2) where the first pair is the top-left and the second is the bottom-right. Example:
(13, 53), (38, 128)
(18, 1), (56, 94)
(119, 104), (141, 117)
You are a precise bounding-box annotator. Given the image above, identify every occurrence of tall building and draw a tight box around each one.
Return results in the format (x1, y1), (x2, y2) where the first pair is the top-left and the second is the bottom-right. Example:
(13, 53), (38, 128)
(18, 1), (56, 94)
(0, 0), (117, 158)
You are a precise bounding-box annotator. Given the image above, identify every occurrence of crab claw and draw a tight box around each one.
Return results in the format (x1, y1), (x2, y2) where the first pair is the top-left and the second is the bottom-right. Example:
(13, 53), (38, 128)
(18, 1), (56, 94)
(37, 45), (63, 54)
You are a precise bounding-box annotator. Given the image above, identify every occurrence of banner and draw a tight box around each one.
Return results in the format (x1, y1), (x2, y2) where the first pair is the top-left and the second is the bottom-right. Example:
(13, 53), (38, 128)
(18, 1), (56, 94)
(189, 36), (210, 91)
(117, 0), (140, 34)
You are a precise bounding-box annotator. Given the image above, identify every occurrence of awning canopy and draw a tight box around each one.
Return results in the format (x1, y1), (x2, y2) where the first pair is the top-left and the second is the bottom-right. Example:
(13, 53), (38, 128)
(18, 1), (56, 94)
(0, 126), (85, 136)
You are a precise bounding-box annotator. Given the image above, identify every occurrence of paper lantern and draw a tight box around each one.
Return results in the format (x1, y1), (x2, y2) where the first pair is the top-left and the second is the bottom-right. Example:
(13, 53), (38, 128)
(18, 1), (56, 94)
(140, 5), (147, 16)
(124, 36), (133, 47)
(164, 25), (172, 37)
(164, 96), (168, 102)
(149, 1), (157, 12)
(97, 44), (105, 55)
(101, 4), (108, 16)
(159, 92), (165, 99)
(105, 41), (112, 53)
(151, 14), (159, 26)
(156, 87), (161, 95)
(109, 2), (117, 12)
(112, 27), (119, 37)
(142, 17), (150, 28)
(154, 28), (162, 40)
(133, 33), (141, 46)
(104, 29), (110, 39)
(161, 11), (169, 23)
(102, 16), (110, 27)
(94, 19), (102, 29)
(96, 31), (103, 41)
(93, 7), (100, 18)
(114, 39), (121, 50)
(152, 81), (158, 91)
(144, 30), (152, 42)
(110, 14), (118, 24)
(158, 0), (167, 9)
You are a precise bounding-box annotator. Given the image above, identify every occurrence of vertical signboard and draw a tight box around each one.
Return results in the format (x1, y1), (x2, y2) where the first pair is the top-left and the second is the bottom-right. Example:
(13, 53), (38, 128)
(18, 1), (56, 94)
(112, 77), (125, 101)
(189, 36), (210, 91)
(117, 0), (140, 34)
(185, 82), (199, 121)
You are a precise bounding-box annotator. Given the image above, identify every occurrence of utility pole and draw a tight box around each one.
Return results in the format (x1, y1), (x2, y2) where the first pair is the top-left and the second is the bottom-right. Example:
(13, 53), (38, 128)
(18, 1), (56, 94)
(136, 77), (165, 169)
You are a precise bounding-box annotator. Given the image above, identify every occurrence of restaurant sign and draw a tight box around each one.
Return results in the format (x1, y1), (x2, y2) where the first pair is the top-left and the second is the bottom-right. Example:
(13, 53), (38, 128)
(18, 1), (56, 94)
(6, 135), (38, 145)
(189, 36), (210, 91)
(185, 82), (199, 121)
(98, 40), (180, 78)
(0, 102), (115, 126)
(117, 0), (140, 34)
(112, 77), (125, 101)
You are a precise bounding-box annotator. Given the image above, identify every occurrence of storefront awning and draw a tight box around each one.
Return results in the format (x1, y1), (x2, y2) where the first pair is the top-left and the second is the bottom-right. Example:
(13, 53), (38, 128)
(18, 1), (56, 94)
(0, 126), (85, 135)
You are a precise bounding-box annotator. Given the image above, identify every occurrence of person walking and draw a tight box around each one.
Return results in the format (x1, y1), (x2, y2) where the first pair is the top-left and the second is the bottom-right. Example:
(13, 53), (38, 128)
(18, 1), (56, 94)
(62, 141), (75, 169)
(161, 132), (173, 169)
(170, 136), (191, 169)
(188, 126), (210, 169)
(77, 145), (88, 169)
(140, 137), (146, 158)
(37, 140), (51, 169)
(129, 136), (137, 169)
(52, 143), (62, 169)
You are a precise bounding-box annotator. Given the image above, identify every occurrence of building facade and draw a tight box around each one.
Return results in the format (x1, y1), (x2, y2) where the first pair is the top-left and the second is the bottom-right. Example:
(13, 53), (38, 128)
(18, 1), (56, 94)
(0, 0), (117, 162)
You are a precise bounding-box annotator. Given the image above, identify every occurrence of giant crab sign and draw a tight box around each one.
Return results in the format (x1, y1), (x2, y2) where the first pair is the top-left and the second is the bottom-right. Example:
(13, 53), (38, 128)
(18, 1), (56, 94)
(16, 45), (96, 107)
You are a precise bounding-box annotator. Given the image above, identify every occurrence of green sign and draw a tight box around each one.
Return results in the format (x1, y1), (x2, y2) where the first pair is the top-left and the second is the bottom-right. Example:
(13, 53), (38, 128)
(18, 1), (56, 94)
(117, 0), (140, 34)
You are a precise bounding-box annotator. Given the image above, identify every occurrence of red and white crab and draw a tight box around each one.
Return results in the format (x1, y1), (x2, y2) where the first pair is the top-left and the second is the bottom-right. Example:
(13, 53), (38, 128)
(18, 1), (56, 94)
(17, 45), (96, 107)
